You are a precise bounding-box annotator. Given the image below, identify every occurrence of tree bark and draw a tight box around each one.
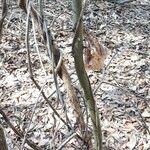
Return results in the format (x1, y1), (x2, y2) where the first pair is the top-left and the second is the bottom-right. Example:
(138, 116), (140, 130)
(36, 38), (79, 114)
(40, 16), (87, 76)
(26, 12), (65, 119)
(72, 0), (103, 149)
(0, 125), (8, 150)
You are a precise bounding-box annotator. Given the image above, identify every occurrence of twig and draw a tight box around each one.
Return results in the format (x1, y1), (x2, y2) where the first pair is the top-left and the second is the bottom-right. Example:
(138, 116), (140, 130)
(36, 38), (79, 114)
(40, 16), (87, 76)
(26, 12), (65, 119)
(111, 76), (150, 134)
(43, 16), (72, 128)
(0, 107), (42, 150)
(57, 132), (77, 150)
(25, 2), (71, 130)
(22, 3), (46, 149)
(94, 49), (120, 94)
(102, 81), (150, 103)
(55, 53), (63, 74)
(21, 81), (46, 149)
(32, 11), (47, 77)
(50, 121), (61, 148)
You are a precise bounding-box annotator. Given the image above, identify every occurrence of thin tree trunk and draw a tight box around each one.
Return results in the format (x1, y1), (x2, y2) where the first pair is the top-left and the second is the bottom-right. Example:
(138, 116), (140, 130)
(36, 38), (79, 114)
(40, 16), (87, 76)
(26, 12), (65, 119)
(0, 0), (7, 42)
(72, 0), (103, 149)
(0, 125), (8, 150)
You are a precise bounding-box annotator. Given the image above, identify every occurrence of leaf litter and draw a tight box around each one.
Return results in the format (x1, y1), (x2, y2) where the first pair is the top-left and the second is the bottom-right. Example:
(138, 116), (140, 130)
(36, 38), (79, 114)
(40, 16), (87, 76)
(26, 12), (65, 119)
(0, 0), (150, 149)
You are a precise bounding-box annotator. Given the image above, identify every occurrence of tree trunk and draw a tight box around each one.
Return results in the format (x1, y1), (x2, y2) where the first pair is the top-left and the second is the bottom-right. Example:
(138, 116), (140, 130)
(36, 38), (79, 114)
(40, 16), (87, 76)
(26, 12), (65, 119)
(0, 125), (8, 150)
(72, 0), (103, 149)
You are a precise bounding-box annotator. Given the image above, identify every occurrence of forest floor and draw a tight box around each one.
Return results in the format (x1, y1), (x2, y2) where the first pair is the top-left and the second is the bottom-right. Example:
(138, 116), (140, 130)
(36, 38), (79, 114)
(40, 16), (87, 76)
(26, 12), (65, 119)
(0, 0), (150, 149)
